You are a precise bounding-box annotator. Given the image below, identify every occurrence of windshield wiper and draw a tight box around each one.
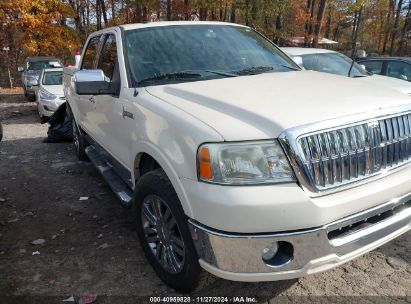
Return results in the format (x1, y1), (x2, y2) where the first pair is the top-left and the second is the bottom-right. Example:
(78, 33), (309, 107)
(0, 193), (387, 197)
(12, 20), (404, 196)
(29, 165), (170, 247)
(232, 66), (274, 75)
(137, 72), (202, 85)
(184, 70), (238, 77)
(232, 64), (299, 76)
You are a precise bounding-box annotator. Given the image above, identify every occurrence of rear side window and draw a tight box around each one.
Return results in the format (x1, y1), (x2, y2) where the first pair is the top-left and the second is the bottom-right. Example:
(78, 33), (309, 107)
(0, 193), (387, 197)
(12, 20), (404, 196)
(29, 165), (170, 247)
(97, 34), (118, 80)
(81, 36), (101, 69)
(361, 60), (383, 74)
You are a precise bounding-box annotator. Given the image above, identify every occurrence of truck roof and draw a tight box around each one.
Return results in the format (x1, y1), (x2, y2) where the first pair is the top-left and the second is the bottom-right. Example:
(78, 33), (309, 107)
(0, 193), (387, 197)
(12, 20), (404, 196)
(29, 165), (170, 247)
(89, 21), (246, 35)
(120, 21), (246, 31)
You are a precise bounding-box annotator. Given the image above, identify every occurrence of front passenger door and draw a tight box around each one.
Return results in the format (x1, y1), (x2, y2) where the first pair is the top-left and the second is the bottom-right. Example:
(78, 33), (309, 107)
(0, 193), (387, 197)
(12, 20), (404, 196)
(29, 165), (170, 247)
(76, 35), (102, 134)
(93, 33), (132, 173)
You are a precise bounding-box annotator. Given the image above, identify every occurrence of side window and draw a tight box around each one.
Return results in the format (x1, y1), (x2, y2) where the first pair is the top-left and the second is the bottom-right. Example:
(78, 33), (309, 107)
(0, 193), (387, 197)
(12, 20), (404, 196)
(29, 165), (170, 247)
(97, 34), (118, 81)
(362, 60), (383, 75)
(81, 36), (101, 70)
(386, 61), (411, 81)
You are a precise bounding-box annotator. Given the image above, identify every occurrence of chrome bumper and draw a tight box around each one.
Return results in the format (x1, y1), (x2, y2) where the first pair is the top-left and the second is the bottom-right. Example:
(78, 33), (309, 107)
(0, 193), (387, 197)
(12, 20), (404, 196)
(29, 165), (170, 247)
(189, 192), (411, 282)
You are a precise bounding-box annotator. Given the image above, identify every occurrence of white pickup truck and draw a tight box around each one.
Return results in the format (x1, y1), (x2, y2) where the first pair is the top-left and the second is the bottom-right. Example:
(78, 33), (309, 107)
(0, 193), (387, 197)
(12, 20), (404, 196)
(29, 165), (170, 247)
(64, 21), (411, 292)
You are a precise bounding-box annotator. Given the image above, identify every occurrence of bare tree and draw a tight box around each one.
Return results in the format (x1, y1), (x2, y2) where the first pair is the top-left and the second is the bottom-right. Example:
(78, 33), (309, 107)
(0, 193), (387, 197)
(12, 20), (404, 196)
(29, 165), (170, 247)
(313, 0), (327, 47)
(389, 0), (404, 55)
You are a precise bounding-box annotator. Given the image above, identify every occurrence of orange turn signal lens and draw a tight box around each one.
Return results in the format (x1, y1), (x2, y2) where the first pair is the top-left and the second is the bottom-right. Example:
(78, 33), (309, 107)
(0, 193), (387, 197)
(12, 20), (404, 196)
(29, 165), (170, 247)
(199, 147), (214, 180)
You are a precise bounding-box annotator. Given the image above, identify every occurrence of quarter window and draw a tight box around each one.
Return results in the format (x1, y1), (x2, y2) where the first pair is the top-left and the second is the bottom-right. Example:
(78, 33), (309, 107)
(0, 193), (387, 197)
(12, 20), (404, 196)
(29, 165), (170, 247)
(97, 34), (118, 80)
(81, 36), (101, 69)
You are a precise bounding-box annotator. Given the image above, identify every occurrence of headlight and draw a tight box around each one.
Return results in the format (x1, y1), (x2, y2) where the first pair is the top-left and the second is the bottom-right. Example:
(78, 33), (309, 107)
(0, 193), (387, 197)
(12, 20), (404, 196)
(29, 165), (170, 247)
(39, 89), (57, 100)
(197, 140), (295, 185)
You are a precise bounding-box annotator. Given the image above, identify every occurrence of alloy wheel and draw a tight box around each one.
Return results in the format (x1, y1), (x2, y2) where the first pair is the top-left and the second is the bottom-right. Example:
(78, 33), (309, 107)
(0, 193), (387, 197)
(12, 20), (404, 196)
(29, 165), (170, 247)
(141, 194), (185, 274)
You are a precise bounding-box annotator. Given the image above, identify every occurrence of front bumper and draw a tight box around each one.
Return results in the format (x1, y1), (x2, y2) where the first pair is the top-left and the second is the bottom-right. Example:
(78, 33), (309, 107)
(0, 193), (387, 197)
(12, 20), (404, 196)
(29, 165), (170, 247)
(189, 192), (411, 282)
(38, 97), (65, 117)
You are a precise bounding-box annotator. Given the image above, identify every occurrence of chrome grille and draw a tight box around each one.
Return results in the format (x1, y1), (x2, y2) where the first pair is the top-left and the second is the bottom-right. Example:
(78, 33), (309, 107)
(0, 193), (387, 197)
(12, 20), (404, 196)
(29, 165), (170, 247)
(297, 113), (411, 191)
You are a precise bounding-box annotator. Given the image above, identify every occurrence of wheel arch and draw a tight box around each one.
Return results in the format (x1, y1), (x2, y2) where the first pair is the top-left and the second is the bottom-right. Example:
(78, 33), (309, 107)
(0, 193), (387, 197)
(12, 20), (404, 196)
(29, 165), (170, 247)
(132, 142), (194, 218)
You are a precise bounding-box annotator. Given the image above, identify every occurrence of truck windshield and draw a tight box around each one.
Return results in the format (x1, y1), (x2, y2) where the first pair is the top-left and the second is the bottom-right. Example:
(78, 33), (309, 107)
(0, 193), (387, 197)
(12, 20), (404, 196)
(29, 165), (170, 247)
(124, 25), (299, 87)
(28, 60), (62, 70)
(42, 71), (63, 85)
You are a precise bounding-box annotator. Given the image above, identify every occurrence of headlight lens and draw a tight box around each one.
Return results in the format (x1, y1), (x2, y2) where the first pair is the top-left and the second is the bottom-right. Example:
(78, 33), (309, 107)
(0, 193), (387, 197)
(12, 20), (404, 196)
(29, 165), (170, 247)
(198, 140), (295, 185)
(39, 88), (57, 100)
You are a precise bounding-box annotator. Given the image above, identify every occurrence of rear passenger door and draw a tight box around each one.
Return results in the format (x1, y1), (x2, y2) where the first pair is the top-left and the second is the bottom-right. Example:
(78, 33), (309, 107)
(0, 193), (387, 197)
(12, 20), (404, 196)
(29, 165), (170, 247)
(76, 35), (102, 134)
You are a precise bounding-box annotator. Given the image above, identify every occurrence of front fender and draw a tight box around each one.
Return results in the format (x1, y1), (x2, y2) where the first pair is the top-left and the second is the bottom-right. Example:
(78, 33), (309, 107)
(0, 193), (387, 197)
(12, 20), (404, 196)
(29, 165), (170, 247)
(131, 140), (194, 218)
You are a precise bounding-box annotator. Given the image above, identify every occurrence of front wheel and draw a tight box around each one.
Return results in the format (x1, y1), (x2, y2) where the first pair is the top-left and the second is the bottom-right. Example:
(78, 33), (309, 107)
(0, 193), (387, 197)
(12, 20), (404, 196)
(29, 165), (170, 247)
(134, 169), (201, 292)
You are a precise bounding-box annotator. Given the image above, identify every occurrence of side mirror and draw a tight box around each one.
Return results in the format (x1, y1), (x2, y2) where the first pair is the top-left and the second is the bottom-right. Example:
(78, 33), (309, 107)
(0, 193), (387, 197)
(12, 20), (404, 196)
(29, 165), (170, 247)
(74, 69), (117, 95)
(28, 79), (39, 86)
(360, 64), (366, 70)
(18, 67), (24, 72)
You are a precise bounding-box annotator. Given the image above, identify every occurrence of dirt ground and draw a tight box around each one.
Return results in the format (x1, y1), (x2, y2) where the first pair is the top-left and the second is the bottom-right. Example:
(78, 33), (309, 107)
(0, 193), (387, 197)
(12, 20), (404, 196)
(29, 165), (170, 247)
(0, 93), (410, 304)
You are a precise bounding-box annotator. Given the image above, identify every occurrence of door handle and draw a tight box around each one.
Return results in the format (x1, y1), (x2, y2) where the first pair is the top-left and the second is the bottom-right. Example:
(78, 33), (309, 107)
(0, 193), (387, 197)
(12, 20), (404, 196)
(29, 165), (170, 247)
(122, 106), (134, 120)
(89, 96), (95, 103)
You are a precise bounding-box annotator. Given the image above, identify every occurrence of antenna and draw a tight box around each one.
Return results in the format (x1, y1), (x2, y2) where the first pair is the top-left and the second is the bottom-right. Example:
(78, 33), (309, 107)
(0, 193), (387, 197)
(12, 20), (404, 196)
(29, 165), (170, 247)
(348, 48), (357, 77)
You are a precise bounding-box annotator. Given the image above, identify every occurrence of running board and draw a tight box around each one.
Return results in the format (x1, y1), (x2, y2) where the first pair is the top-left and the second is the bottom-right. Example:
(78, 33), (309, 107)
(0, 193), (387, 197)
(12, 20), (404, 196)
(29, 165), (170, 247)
(85, 145), (133, 207)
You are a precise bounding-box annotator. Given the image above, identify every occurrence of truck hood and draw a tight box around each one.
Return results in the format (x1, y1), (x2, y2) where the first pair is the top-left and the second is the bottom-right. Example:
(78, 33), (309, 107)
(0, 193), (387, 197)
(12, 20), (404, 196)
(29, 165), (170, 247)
(356, 74), (411, 95)
(42, 84), (64, 97)
(146, 70), (411, 141)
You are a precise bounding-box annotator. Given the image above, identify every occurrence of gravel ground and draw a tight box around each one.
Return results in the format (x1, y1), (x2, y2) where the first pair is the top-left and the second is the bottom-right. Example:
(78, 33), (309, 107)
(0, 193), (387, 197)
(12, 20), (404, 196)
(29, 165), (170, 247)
(0, 95), (410, 304)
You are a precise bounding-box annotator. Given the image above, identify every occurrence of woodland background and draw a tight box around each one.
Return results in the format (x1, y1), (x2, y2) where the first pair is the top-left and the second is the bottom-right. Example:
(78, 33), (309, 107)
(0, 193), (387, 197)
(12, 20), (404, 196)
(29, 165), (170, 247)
(1, 0), (411, 86)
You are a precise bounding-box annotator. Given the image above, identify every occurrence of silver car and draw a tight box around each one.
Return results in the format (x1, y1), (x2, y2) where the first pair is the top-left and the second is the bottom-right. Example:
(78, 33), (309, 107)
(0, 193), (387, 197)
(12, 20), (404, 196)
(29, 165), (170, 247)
(36, 68), (65, 122)
(18, 57), (62, 101)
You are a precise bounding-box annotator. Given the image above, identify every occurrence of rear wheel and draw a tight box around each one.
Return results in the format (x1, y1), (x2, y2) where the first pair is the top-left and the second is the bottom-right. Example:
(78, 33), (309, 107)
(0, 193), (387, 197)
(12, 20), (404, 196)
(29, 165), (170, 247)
(134, 169), (201, 292)
(71, 116), (88, 161)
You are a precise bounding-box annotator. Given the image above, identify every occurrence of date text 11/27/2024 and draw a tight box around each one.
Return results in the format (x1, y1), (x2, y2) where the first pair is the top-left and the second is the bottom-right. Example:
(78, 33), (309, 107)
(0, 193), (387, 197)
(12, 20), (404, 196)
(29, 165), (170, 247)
(149, 296), (257, 303)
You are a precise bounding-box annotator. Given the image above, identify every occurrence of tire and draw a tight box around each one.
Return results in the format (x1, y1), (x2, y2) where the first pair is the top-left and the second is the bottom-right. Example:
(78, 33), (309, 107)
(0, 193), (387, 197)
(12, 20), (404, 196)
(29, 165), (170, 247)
(40, 116), (48, 124)
(71, 115), (88, 161)
(0, 122), (3, 142)
(134, 169), (201, 293)
(27, 93), (36, 102)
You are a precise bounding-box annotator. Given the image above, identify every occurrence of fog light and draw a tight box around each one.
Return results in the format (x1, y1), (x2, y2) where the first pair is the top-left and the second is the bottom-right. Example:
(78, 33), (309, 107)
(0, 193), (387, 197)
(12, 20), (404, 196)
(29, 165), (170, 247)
(262, 242), (279, 261)
(262, 241), (294, 268)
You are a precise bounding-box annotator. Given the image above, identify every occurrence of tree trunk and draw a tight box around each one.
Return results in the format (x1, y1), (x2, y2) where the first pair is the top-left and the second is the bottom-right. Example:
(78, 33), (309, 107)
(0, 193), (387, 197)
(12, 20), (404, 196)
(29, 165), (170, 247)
(398, 2), (411, 55)
(352, 5), (362, 51)
(184, 0), (190, 20)
(382, 0), (395, 53)
(389, 0), (404, 55)
(110, 0), (115, 24)
(230, 3), (236, 23)
(68, 0), (84, 35)
(313, 0), (327, 48)
(245, 0), (249, 26)
(324, 4), (331, 38)
(166, 0), (172, 20)
(96, 0), (101, 30)
(199, 7), (207, 21)
(100, 0), (108, 26)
